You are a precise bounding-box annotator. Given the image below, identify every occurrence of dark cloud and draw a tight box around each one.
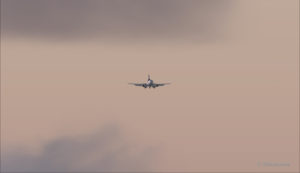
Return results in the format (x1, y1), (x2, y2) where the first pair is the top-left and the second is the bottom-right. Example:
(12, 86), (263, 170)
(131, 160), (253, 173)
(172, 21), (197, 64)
(2, 126), (157, 172)
(2, 0), (233, 41)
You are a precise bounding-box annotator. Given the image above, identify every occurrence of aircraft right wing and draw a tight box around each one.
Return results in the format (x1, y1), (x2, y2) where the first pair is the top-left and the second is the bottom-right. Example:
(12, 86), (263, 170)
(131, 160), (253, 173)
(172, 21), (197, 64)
(128, 83), (146, 87)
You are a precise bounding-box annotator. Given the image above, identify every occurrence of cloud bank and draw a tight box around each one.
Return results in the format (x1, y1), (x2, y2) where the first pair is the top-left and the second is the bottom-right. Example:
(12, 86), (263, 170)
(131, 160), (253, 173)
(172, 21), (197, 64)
(2, 0), (233, 41)
(3, 126), (157, 172)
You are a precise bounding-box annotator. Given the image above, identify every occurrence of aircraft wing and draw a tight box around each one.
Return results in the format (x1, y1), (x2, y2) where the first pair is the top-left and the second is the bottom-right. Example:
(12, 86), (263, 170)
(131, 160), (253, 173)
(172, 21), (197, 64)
(128, 83), (146, 87)
(153, 83), (171, 87)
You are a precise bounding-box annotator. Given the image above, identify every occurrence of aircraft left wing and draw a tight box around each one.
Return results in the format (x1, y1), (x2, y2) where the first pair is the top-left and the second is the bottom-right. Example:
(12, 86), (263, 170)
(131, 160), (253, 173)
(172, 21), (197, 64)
(152, 83), (171, 87)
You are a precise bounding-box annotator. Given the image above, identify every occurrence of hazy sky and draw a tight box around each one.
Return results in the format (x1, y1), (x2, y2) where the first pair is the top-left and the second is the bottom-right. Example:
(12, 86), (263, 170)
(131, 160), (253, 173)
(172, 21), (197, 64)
(1, 0), (299, 172)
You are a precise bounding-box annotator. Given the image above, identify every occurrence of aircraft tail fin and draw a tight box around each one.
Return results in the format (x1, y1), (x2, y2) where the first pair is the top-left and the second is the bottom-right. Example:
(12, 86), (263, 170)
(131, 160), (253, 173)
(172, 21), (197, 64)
(148, 74), (150, 80)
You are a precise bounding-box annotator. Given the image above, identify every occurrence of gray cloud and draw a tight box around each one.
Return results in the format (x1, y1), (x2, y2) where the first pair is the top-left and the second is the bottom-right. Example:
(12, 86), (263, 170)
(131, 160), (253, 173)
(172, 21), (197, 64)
(3, 126), (157, 172)
(2, 0), (233, 41)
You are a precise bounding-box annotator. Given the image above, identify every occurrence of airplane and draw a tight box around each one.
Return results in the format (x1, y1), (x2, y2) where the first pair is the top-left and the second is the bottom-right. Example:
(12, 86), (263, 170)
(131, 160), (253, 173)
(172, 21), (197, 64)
(129, 75), (171, 88)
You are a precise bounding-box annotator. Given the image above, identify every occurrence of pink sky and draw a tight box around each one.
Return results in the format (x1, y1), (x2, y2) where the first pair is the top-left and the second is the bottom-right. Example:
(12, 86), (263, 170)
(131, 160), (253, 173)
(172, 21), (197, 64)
(1, 0), (299, 172)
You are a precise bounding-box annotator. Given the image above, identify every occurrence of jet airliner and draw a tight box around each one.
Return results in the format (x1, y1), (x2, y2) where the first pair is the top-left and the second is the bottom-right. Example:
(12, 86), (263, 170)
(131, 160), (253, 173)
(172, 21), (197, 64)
(129, 75), (171, 88)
